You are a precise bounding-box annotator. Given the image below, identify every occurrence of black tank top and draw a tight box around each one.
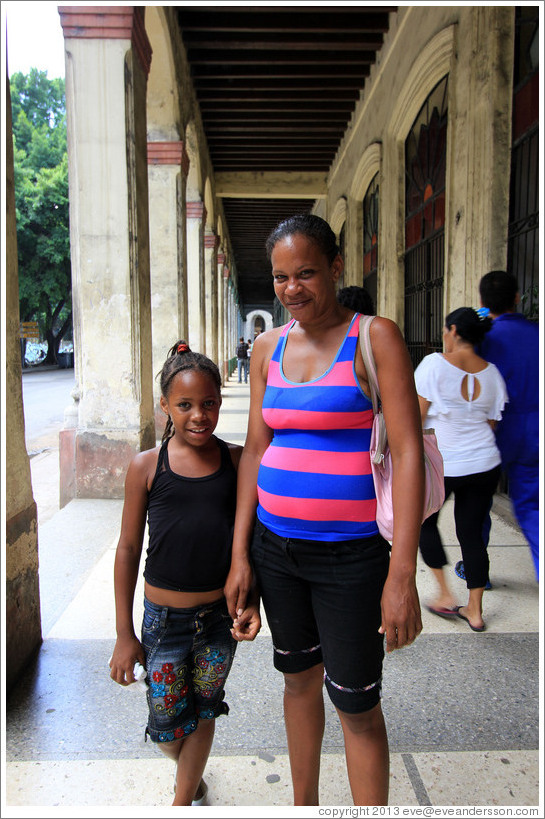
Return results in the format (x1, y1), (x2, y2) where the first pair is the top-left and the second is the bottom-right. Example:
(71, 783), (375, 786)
(144, 436), (237, 592)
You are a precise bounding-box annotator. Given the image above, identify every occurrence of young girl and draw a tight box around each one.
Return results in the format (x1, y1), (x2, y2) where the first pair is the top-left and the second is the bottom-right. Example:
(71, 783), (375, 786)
(109, 341), (260, 806)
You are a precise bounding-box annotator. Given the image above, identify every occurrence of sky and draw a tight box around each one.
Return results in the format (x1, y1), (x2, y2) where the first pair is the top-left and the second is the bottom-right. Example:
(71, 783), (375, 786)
(3, 1), (66, 80)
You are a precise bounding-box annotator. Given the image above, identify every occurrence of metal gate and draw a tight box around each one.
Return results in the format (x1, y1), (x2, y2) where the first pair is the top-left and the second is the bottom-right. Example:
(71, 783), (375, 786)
(508, 7), (539, 322)
(404, 76), (448, 368)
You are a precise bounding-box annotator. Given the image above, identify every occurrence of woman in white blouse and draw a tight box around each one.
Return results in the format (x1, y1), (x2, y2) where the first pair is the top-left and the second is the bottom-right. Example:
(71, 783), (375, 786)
(414, 307), (508, 632)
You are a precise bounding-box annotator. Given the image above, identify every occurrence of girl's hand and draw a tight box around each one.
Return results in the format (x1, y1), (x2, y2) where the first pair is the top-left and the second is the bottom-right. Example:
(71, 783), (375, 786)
(109, 636), (145, 686)
(231, 604), (261, 641)
(379, 572), (422, 653)
(224, 557), (253, 620)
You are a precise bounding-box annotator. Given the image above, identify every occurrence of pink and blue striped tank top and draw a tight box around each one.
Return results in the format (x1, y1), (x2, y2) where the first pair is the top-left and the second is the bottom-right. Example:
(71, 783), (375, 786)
(257, 312), (379, 541)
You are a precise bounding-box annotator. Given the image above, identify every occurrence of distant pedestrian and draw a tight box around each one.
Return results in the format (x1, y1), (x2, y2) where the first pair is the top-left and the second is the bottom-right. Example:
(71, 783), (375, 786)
(337, 284), (375, 316)
(236, 337), (249, 383)
(477, 270), (539, 580)
(415, 308), (508, 632)
(109, 341), (260, 806)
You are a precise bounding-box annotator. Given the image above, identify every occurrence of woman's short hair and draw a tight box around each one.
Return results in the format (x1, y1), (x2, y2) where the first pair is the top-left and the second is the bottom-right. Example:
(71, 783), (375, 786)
(265, 213), (340, 264)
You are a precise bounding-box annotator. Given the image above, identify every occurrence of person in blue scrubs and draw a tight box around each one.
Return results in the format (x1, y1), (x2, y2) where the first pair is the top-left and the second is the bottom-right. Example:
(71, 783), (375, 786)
(476, 270), (539, 580)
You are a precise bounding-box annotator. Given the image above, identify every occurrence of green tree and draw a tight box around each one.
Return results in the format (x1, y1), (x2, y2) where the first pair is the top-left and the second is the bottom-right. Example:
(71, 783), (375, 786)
(11, 69), (71, 365)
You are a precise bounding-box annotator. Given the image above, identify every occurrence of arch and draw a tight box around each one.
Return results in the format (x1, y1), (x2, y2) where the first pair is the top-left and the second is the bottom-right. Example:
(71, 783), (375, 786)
(145, 6), (180, 141)
(329, 196), (347, 236)
(184, 120), (202, 198)
(350, 142), (381, 201)
(245, 309), (274, 338)
(388, 25), (455, 141)
(204, 177), (215, 229)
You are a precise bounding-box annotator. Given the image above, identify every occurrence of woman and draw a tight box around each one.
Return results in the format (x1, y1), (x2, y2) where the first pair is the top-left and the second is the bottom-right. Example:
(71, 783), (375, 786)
(224, 214), (425, 806)
(415, 307), (508, 632)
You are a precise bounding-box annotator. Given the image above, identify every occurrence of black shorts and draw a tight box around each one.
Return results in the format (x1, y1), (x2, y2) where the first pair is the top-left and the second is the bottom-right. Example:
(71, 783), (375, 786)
(251, 520), (390, 714)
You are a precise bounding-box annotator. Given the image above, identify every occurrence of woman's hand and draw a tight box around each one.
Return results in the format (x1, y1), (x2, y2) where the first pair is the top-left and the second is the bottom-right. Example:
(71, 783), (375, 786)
(379, 571), (422, 653)
(224, 557), (254, 620)
(109, 636), (145, 686)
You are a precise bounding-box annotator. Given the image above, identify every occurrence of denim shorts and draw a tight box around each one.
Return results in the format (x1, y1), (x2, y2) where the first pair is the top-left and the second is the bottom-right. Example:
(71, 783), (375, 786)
(141, 596), (236, 743)
(251, 520), (390, 714)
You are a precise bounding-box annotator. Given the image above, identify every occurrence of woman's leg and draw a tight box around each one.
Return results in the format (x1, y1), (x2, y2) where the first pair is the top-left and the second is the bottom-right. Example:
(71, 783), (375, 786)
(428, 566), (458, 610)
(419, 484), (456, 609)
(452, 467), (500, 628)
(337, 702), (389, 806)
(283, 663), (325, 805)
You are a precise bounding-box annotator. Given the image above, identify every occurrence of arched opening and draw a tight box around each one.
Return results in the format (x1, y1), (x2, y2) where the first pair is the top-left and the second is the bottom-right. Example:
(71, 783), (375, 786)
(404, 75), (448, 367)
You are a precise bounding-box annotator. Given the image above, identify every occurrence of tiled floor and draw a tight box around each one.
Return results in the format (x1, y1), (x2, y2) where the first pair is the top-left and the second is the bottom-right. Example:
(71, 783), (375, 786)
(3, 376), (541, 814)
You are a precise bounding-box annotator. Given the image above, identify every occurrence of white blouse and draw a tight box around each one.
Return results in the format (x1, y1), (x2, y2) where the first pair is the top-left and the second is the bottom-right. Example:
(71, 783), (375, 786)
(414, 353), (508, 477)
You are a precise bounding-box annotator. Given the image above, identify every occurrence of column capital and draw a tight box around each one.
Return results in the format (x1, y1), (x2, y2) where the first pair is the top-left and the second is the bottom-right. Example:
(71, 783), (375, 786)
(204, 232), (219, 250)
(217, 252), (226, 265)
(187, 201), (207, 222)
(223, 267), (231, 279)
(58, 6), (152, 76)
(147, 141), (183, 165)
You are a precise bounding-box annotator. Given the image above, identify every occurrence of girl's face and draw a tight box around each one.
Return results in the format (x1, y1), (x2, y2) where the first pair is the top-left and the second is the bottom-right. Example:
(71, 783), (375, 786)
(160, 369), (221, 448)
(271, 233), (343, 322)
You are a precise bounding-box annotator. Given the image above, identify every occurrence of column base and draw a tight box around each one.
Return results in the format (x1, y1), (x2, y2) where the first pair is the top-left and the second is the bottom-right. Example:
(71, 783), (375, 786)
(60, 426), (155, 502)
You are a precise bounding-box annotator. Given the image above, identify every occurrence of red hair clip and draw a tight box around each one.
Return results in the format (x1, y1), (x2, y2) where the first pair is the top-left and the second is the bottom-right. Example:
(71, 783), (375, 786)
(177, 343), (189, 353)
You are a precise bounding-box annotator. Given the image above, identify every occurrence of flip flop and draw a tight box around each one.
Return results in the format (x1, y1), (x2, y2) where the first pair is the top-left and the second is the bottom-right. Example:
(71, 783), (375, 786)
(425, 604), (459, 618)
(455, 607), (486, 632)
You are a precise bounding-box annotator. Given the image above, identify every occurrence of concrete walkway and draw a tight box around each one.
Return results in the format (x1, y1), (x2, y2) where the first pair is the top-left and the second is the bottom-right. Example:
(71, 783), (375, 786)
(4, 375), (540, 813)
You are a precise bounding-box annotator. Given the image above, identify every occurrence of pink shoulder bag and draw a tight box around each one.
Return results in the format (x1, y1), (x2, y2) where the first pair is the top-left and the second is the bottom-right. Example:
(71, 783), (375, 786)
(358, 315), (445, 541)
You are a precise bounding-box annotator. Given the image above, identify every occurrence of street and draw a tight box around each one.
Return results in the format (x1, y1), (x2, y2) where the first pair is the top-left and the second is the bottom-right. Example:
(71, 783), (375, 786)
(22, 367), (75, 524)
(22, 367), (76, 452)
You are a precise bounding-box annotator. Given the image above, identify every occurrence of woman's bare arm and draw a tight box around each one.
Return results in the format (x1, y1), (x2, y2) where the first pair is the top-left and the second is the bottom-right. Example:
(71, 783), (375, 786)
(224, 331), (276, 619)
(370, 318), (425, 653)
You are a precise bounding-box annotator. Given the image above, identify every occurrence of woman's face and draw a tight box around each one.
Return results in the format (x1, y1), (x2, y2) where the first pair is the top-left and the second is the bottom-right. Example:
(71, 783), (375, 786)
(270, 233), (343, 322)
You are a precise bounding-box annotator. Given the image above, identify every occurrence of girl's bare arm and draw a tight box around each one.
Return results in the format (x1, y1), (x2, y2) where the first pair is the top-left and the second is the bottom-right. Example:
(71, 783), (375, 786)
(110, 451), (154, 685)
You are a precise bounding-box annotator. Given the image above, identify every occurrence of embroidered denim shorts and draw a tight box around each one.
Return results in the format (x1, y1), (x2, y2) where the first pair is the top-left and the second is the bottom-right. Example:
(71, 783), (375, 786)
(251, 520), (390, 713)
(141, 597), (236, 743)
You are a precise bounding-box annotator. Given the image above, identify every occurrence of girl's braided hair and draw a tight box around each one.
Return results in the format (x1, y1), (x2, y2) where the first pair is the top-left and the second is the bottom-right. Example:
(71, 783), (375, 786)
(159, 341), (222, 443)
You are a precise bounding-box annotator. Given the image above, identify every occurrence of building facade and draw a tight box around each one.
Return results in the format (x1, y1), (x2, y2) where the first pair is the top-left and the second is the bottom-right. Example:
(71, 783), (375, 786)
(5, 5), (539, 688)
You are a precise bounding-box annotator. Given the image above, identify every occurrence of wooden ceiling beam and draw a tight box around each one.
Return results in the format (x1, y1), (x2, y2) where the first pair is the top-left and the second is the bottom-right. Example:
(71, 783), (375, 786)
(186, 50), (377, 65)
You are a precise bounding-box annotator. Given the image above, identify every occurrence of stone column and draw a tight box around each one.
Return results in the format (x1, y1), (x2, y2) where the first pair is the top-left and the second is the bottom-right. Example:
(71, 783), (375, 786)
(186, 201), (206, 352)
(204, 230), (219, 363)
(216, 252), (225, 379)
(447, 5), (514, 309)
(226, 269), (236, 375)
(5, 78), (42, 691)
(147, 140), (189, 436)
(59, 6), (155, 500)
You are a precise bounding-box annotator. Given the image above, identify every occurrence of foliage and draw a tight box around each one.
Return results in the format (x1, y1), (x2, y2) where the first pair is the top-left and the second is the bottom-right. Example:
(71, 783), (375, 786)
(520, 283), (539, 323)
(10, 69), (71, 364)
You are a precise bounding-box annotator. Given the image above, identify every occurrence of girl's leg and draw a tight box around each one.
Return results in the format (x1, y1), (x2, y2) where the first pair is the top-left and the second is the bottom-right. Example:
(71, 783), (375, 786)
(336, 702), (389, 806)
(159, 719), (215, 806)
(283, 664), (325, 805)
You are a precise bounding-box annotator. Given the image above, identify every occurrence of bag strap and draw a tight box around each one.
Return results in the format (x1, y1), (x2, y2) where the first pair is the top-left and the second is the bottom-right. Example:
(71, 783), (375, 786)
(358, 315), (380, 415)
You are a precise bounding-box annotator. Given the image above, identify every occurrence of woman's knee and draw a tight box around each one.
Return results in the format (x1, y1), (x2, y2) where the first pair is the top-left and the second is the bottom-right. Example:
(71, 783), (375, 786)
(283, 664), (324, 698)
(337, 702), (386, 736)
